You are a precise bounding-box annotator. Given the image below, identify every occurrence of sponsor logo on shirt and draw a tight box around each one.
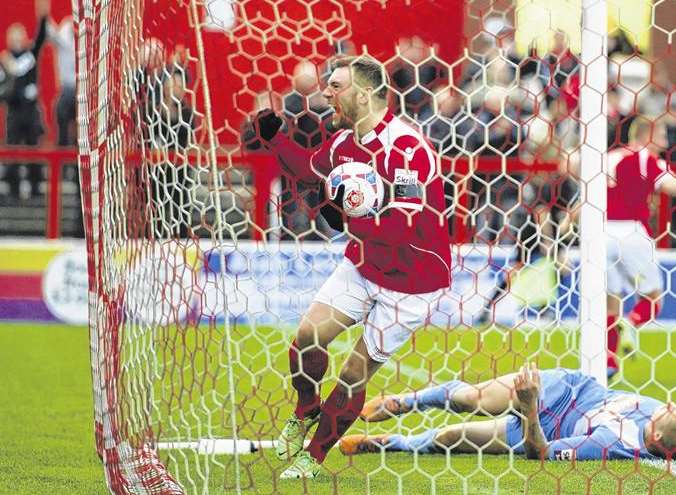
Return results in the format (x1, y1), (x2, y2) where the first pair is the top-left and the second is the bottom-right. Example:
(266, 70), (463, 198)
(554, 449), (575, 461)
(394, 168), (418, 185)
(338, 155), (354, 163)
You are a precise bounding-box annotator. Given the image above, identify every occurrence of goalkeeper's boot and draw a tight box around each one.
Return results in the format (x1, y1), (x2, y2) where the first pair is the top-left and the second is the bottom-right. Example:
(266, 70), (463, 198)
(276, 413), (320, 460)
(339, 434), (390, 455)
(360, 394), (412, 422)
(279, 451), (321, 479)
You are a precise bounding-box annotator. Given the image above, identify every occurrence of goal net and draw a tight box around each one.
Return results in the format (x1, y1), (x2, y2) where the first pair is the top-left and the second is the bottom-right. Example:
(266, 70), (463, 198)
(74, 0), (674, 493)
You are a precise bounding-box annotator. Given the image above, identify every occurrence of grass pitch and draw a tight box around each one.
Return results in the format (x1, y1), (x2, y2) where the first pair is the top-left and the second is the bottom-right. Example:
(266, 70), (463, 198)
(1, 322), (675, 495)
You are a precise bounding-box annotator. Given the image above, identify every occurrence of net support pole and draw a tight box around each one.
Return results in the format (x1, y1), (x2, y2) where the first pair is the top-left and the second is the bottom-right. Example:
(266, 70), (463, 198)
(579, 0), (608, 386)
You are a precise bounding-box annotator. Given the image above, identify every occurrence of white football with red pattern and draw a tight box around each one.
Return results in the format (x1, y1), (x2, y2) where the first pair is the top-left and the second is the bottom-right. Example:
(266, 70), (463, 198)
(326, 162), (385, 217)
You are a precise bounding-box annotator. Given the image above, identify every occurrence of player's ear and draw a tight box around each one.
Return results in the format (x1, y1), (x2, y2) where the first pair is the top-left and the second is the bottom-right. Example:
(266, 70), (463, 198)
(357, 87), (371, 105)
(653, 430), (663, 443)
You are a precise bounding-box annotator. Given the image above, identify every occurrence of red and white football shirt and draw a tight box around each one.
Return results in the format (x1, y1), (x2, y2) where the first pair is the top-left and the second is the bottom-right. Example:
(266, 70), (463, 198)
(607, 148), (669, 234)
(306, 110), (451, 294)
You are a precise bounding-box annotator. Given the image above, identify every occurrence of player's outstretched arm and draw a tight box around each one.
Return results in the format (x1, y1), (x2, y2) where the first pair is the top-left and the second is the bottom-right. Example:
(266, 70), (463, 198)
(251, 109), (319, 184)
(514, 364), (548, 460)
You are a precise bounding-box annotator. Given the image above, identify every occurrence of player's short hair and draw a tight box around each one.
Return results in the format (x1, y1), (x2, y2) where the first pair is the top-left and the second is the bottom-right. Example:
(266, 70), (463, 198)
(661, 409), (676, 455)
(629, 117), (653, 143)
(331, 55), (389, 101)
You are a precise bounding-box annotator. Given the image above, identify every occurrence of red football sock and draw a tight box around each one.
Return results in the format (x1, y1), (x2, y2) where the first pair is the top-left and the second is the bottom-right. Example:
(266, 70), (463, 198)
(289, 339), (328, 419)
(629, 298), (660, 327)
(607, 315), (619, 369)
(306, 386), (366, 463)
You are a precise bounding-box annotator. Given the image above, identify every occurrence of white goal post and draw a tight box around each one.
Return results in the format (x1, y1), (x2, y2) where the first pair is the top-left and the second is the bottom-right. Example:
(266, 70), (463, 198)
(578, 0), (608, 386)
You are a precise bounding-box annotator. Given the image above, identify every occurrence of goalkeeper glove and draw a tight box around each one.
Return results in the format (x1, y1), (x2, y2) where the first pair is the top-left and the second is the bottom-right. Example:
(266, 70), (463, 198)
(253, 109), (283, 142)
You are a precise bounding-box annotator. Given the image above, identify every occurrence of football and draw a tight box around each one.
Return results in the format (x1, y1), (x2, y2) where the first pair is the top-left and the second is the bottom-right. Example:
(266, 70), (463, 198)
(325, 162), (385, 217)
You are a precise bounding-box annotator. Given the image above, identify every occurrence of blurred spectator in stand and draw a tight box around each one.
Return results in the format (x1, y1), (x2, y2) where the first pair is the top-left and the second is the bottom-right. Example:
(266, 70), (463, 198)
(638, 61), (674, 119)
(1, 0), (49, 198)
(462, 17), (522, 105)
(135, 37), (166, 147)
(542, 30), (579, 105)
(150, 68), (196, 239)
(608, 30), (635, 57)
(123, 37), (165, 238)
(390, 36), (447, 124)
(149, 70), (195, 152)
(607, 87), (634, 149)
(284, 60), (333, 148)
(277, 60), (335, 239)
(461, 88), (524, 245)
(46, 12), (76, 146)
(45, 10), (81, 236)
(0, 57), (15, 102)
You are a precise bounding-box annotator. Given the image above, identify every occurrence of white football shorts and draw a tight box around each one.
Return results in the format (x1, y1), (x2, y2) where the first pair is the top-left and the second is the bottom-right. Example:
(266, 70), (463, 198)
(313, 258), (444, 363)
(606, 220), (663, 295)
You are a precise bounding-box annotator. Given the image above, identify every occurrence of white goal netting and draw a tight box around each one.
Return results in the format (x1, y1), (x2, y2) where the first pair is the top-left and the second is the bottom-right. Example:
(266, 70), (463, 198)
(74, 0), (674, 493)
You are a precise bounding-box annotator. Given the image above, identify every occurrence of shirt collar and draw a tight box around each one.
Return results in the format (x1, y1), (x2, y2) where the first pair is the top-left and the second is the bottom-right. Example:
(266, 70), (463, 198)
(360, 110), (394, 145)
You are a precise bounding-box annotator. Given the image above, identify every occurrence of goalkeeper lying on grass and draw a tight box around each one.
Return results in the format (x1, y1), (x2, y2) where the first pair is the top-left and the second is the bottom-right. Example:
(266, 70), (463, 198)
(340, 365), (675, 461)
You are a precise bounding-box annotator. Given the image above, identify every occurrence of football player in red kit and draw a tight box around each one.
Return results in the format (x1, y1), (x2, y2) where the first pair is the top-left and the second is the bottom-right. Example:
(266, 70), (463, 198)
(605, 118), (676, 378)
(252, 56), (451, 478)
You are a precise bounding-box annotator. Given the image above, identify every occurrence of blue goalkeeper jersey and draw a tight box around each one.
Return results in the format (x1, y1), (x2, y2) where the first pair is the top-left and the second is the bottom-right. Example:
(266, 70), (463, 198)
(505, 369), (662, 460)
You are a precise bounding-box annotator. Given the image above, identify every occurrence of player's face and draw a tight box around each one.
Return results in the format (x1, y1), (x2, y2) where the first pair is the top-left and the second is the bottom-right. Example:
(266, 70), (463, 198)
(322, 66), (361, 130)
(7, 25), (28, 52)
(650, 124), (667, 152)
(646, 403), (676, 457)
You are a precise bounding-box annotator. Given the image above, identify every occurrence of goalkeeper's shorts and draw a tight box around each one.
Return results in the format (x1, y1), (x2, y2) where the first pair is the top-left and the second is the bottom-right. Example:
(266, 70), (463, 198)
(314, 258), (444, 362)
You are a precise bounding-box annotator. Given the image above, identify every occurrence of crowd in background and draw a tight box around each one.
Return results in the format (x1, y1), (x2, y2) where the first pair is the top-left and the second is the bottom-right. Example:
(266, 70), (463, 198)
(273, 17), (674, 249)
(0, 3), (673, 247)
(0, 0), (79, 235)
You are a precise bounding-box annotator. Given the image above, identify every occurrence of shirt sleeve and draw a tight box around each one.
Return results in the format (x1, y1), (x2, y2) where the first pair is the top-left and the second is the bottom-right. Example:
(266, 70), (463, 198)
(32, 17), (48, 57)
(268, 130), (342, 185)
(652, 158), (672, 192)
(546, 427), (634, 461)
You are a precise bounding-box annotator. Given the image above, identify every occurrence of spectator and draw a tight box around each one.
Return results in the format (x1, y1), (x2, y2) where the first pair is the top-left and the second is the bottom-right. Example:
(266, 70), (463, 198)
(542, 30), (579, 105)
(146, 55), (197, 239)
(1, 0), (49, 197)
(148, 70), (195, 152)
(278, 60), (335, 239)
(390, 36), (447, 123)
(46, 13), (76, 146)
(607, 87), (634, 149)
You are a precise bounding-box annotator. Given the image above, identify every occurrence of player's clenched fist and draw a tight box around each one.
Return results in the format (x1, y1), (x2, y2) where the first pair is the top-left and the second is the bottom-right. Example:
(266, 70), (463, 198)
(253, 109), (283, 142)
(513, 363), (541, 411)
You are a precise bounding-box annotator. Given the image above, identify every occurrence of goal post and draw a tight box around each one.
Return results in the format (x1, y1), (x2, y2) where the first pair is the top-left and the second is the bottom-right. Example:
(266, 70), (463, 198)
(578, 0), (608, 385)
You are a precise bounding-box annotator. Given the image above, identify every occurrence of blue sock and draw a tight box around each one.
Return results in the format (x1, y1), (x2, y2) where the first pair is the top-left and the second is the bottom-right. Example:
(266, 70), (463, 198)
(402, 380), (466, 412)
(386, 429), (440, 454)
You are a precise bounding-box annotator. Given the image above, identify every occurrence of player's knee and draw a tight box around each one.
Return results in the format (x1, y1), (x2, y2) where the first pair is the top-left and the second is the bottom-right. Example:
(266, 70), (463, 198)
(296, 317), (338, 349)
(295, 322), (317, 349)
(451, 386), (478, 413)
(338, 362), (368, 392)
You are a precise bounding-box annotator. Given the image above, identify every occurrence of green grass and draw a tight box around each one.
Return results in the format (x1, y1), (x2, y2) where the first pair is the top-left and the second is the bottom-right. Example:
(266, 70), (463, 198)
(0, 323), (107, 494)
(1, 322), (675, 494)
